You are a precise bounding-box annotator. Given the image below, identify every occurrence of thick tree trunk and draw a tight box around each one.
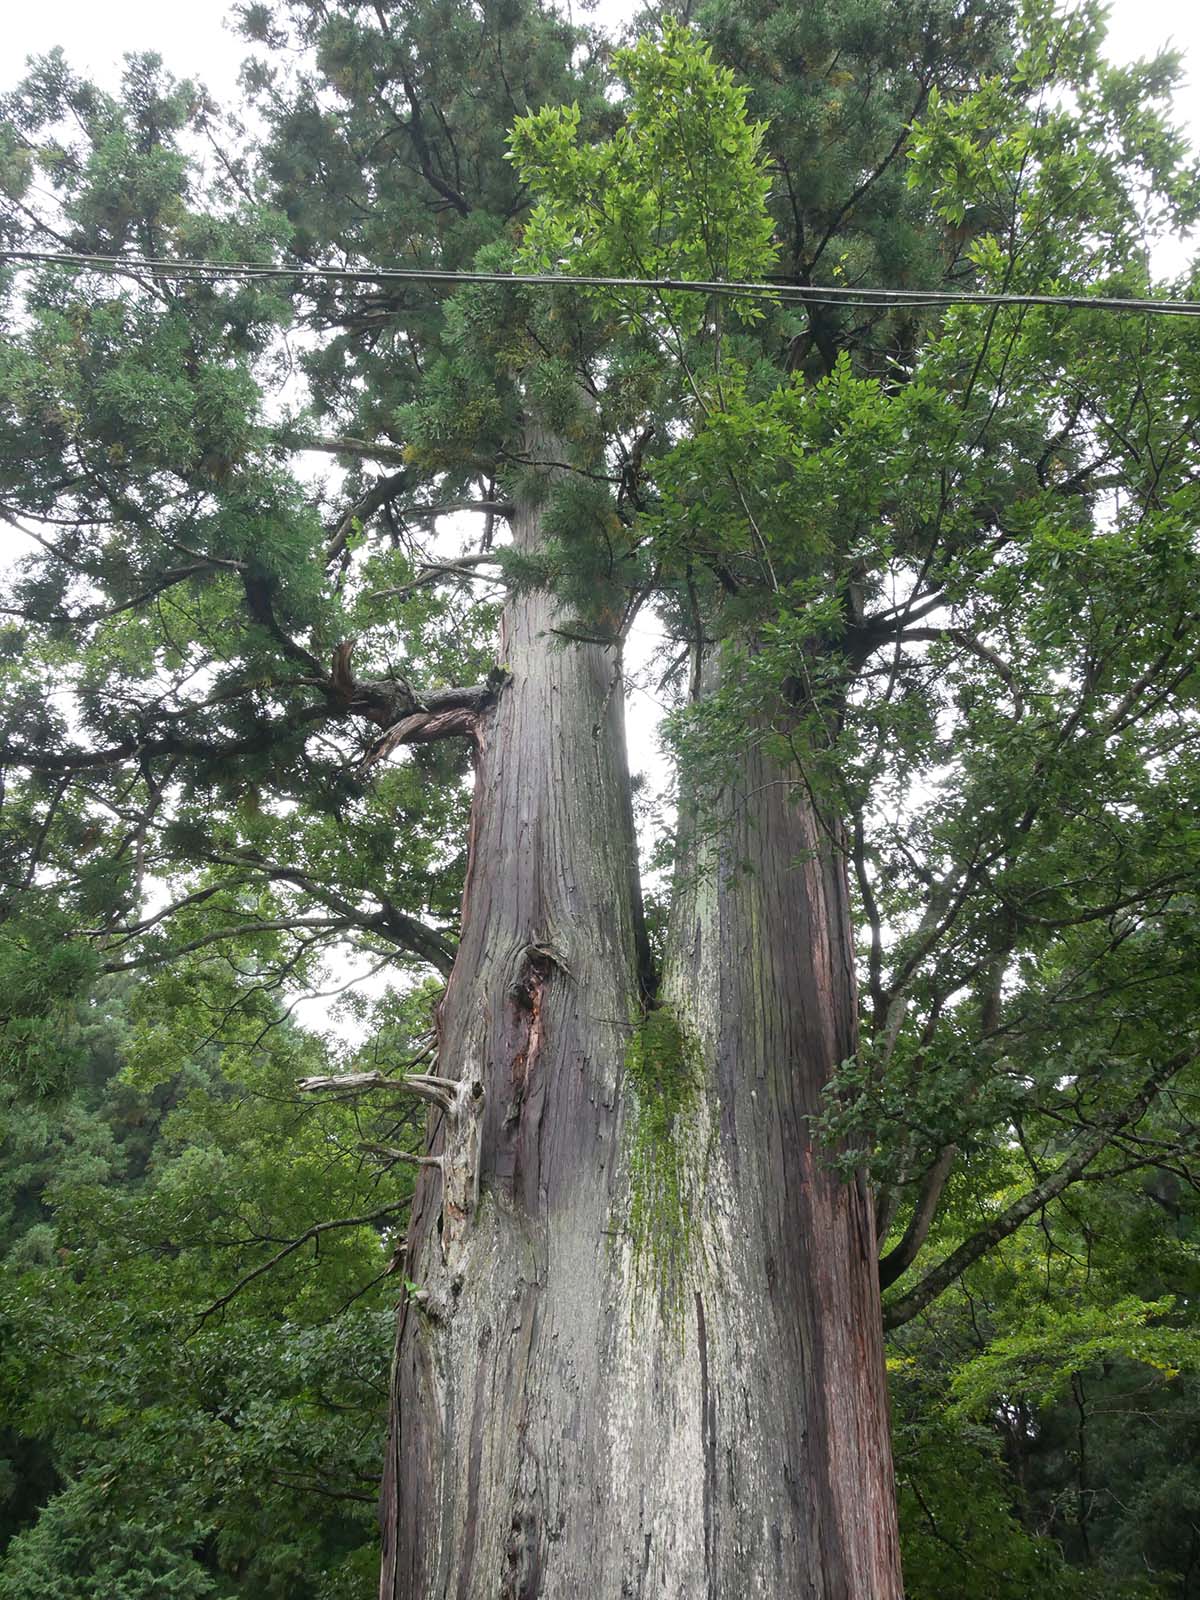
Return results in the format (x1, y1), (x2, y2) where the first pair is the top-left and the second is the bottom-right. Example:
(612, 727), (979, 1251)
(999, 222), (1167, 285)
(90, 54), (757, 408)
(380, 433), (649, 1597)
(380, 465), (901, 1596)
(660, 670), (903, 1597)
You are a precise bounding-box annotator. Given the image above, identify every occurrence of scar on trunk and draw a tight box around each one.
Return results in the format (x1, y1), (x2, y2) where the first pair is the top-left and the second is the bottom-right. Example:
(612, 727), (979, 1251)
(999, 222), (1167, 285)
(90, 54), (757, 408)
(507, 945), (557, 1088)
(427, 1073), (485, 1263)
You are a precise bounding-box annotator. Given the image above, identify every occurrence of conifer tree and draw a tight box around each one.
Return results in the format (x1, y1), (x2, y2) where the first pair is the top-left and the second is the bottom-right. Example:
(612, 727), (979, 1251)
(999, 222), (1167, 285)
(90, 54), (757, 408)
(2, 0), (1199, 1594)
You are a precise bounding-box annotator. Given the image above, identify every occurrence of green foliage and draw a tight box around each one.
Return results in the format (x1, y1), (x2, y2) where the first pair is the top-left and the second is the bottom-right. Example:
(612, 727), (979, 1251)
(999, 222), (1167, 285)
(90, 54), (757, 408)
(511, 20), (777, 327)
(908, 0), (1199, 259)
(947, 1298), (1195, 1417)
(0, 975), (409, 1596)
(1, 0), (1199, 1593)
(0, 1481), (221, 1600)
(887, 1142), (1200, 1597)
(0, 917), (101, 1097)
(892, 1404), (1107, 1600)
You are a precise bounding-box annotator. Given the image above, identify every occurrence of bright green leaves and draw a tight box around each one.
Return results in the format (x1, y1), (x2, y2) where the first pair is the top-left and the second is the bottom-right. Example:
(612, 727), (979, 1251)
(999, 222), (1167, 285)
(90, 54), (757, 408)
(643, 355), (960, 693)
(948, 1297), (1195, 1419)
(907, 0), (1200, 286)
(510, 20), (777, 331)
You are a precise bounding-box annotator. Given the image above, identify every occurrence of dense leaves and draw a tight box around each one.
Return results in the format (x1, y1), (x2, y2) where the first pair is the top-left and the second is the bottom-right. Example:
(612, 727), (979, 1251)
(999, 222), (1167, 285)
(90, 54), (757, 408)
(0, 975), (443, 1595)
(1, 0), (1199, 1592)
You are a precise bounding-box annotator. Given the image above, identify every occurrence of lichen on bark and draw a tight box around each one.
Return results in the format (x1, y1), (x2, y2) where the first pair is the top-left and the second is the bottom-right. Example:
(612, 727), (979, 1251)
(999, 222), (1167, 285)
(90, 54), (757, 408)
(621, 1003), (708, 1325)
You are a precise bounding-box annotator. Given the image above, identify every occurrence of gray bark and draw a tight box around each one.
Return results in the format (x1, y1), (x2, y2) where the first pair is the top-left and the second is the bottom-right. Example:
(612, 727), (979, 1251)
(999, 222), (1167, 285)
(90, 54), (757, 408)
(379, 453), (902, 1597)
(662, 697), (902, 1597)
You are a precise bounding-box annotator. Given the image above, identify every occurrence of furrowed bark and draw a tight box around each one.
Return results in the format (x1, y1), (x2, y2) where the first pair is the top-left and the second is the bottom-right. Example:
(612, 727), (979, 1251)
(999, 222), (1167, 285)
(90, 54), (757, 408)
(381, 424), (646, 1596)
(380, 465), (902, 1594)
(655, 663), (903, 1598)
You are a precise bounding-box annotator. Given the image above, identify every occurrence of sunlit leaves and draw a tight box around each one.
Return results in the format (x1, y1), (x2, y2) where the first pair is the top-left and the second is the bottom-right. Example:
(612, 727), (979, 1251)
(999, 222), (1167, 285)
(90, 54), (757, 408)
(510, 19), (777, 333)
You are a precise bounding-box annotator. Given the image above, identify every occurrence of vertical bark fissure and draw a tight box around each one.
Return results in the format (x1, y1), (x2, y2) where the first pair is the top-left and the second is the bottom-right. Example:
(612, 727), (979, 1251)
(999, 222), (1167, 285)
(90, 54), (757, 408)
(695, 1290), (717, 1594)
(381, 472), (902, 1594)
(659, 648), (903, 1597)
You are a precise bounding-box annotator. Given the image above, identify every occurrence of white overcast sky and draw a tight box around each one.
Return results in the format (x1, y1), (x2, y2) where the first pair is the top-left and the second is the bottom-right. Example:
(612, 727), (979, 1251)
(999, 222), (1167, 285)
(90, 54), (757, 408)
(3, 0), (1196, 268)
(5, 0), (1199, 128)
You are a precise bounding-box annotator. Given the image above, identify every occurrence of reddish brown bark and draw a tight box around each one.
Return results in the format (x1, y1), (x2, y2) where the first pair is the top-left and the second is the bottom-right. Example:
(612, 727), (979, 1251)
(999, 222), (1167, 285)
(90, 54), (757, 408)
(664, 698), (902, 1596)
(378, 446), (901, 1597)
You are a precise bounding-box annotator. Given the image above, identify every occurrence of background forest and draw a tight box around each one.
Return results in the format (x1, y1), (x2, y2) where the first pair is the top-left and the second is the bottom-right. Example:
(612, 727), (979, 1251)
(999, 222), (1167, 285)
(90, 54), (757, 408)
(1, 0), (1200, 1593)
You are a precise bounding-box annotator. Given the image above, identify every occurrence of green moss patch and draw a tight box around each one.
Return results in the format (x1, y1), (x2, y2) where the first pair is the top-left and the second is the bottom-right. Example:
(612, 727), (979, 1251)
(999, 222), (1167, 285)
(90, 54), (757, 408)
(622, 1004), (708, 1325)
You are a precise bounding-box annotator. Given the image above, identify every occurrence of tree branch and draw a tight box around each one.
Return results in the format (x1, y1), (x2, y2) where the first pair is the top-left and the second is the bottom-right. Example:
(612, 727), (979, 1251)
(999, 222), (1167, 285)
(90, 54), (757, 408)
(0, 704), (338, 775)
(878, 1143), (958, 1290)
(402, 500), (513, 526)
(326, 470), (409, 565)
(100, 916), (352, 972)
(89, 878), (260, 944)
(358, 706), (480, 770)
(277, 432), (409, 466)
(297, 1070), (406, 1097)
(366, 550), (506, 605)
(298, 1070), (458, 1112)
(359, 1141), (442, 1169)
(241, 574), (325, 675)
(892, 626), (1024, 718)
(0, 672), (496, 779)
(883, 1046), (1197, 1327)
(195, 1199), (411, 1324)
(194, 848), (459, 974)
(852, 814), (886, 1031)
(396, 68), (471, 217)
(5, 561), (219, 628)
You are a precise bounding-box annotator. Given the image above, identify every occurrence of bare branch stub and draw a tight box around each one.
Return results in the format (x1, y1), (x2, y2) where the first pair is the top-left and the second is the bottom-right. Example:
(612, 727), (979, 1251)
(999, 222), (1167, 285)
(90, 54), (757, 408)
(297, 1069), (486, 1265)
(297, 1070), (398, 1099)
(360, 1141), (444, 1170)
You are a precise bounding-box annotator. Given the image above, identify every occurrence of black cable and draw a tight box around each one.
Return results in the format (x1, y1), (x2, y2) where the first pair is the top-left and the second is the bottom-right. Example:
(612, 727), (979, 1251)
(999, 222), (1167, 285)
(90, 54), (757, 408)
(2, 247), (1199, 317)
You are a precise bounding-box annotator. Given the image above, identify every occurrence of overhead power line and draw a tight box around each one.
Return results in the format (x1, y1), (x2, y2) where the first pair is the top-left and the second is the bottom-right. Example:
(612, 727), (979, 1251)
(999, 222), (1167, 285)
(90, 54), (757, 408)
(2, 247), (1199, 318)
